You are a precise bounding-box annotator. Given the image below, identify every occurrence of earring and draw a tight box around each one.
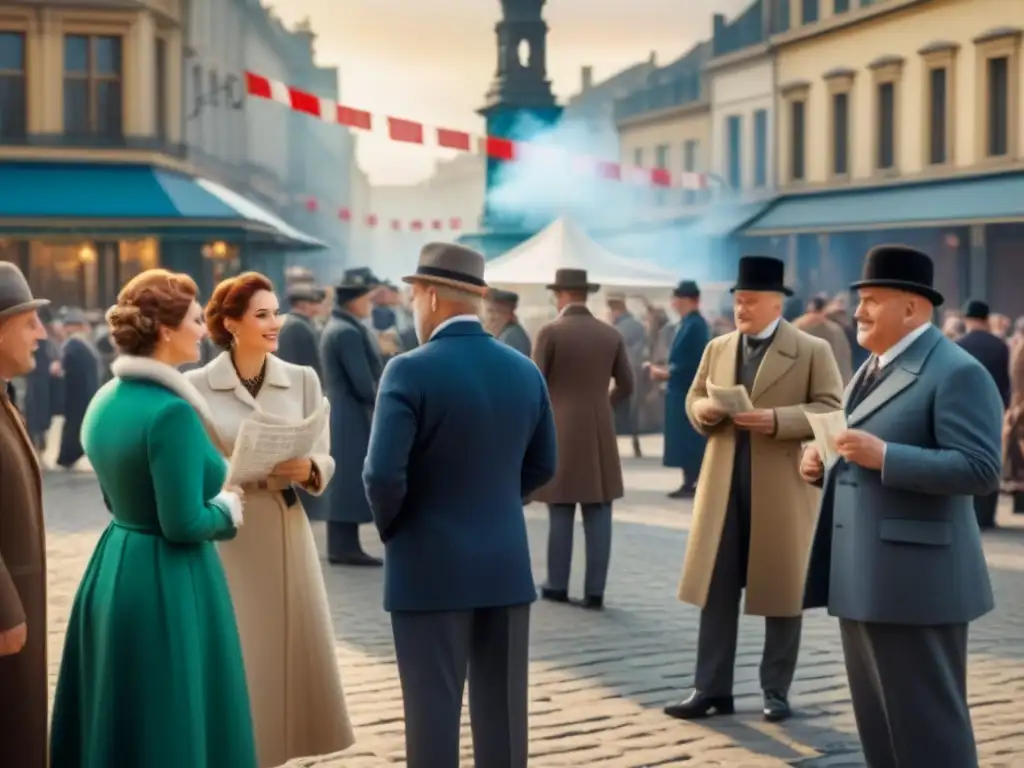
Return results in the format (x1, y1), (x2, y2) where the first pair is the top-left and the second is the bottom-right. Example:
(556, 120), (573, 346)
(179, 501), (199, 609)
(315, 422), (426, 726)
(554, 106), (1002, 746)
(163, 333), (170, 342)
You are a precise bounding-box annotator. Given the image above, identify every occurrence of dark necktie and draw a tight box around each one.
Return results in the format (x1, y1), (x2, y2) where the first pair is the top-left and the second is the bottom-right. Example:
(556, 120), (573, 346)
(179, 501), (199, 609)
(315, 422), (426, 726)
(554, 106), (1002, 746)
(745, 336), (768, 356)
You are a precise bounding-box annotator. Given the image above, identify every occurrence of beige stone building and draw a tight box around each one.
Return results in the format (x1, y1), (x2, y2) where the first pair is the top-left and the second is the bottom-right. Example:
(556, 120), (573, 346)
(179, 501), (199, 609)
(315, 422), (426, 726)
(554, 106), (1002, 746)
(744, 0), (1024, 313)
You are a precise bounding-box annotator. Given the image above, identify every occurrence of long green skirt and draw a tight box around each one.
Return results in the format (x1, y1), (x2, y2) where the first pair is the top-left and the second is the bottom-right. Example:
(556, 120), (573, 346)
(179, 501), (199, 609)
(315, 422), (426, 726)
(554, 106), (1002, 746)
(50, 523), (257, 768)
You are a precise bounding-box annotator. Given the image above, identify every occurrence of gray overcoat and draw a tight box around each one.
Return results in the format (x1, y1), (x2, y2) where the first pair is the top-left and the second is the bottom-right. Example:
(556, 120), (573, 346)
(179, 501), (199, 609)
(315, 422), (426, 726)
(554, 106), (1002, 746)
(277, 313), (323, 382)
(804, 325), (1002, 624)
(320, 308), (383, 524)
(497, 321), (531, 357)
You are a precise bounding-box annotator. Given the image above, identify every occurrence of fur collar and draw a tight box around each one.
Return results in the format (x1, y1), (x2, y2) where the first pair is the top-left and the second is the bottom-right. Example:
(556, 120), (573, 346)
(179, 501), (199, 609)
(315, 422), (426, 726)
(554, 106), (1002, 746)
(111, 356), (227, 453)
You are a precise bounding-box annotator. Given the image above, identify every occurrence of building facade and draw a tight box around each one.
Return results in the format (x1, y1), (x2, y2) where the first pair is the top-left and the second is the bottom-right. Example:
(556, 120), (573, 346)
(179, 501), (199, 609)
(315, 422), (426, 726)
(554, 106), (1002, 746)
(744, 0), (1024, 313)
(707, 0), (777, 197)
(614, 40), (713, 217)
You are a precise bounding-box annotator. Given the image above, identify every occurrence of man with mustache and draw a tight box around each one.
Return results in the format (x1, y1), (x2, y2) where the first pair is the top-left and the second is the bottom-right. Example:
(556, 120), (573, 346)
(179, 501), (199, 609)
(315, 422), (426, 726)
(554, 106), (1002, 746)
(664, 255), (843, 723)
(801, 245), (1001, 767)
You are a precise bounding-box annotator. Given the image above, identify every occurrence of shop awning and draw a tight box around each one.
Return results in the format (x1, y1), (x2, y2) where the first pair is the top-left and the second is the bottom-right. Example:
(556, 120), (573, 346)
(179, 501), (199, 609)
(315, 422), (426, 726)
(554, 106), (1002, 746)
(743, 172), (1024, 235)
(0, 161), (325, 250)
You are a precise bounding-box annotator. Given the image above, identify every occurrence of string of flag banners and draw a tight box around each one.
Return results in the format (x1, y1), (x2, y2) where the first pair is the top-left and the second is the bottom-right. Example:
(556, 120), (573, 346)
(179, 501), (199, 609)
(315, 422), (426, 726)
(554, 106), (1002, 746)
(244, 70), (710, 229)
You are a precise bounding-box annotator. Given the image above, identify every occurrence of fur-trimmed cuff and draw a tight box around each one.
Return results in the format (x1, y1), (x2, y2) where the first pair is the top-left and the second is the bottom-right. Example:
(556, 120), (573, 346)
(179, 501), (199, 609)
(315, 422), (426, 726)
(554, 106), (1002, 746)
(213, 490), (244, 527)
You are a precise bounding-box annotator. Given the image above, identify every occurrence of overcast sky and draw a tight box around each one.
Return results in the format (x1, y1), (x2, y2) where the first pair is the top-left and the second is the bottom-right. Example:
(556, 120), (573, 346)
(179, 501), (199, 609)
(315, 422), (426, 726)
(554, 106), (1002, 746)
(270, 0), (752, 185)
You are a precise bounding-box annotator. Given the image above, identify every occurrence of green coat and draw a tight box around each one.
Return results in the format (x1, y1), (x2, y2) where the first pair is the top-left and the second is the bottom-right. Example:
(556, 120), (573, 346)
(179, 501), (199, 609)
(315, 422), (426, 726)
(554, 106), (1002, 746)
(49, 358), (257, 768)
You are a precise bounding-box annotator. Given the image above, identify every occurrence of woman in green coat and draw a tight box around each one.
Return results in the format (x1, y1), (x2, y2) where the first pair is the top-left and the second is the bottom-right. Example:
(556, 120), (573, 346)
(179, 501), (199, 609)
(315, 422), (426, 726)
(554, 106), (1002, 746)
(50, 270), (257, 768)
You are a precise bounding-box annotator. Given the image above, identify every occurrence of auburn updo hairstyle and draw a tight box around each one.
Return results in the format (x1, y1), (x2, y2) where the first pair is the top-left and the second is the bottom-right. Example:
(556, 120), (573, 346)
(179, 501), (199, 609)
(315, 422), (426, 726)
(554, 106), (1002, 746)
(205, 271), (275, 349)
(106, 269), (199, 357)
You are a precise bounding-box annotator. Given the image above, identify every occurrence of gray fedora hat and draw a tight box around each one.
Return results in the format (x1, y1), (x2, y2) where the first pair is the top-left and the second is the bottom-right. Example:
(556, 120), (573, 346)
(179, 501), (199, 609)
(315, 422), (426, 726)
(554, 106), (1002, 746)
(0, 262), (49, 320)
(402, 242), (488, 295)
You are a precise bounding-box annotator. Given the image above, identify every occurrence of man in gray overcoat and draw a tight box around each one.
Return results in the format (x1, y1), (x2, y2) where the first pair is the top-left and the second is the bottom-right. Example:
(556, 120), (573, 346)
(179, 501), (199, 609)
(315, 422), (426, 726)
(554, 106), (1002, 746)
(608, 293), (647, 458)
(320, 267), (384, 566)
(485, 288), (531, 356)
(801, 245), (1003, 767)
(277, 283), (325, 380)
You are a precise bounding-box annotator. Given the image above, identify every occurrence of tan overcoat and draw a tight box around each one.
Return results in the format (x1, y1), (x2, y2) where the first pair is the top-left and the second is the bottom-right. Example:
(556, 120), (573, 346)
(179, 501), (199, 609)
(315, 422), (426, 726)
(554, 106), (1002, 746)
(679, 321), (843, 617)
(186, 353), (354, 767)
(531, 305), (634, 504)
(0, 389), (47, 768)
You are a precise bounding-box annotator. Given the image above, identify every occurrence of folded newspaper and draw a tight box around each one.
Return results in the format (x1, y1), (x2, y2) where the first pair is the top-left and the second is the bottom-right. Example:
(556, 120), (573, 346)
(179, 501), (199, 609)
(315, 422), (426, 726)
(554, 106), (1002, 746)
(706, 382), (754, 415)
(803, 409), (847, 467)
(227, 399), (330, 486)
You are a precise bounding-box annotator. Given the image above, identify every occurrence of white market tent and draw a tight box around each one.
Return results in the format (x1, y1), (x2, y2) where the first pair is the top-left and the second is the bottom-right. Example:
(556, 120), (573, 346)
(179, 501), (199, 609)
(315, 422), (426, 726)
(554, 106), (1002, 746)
(484, 216), (678, 287)
(483, 217), (682, 338)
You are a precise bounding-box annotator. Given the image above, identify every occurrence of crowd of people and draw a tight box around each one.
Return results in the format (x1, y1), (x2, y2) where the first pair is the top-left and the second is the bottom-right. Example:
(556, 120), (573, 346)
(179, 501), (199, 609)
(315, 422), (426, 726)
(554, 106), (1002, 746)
(0, 239), (1018, 768)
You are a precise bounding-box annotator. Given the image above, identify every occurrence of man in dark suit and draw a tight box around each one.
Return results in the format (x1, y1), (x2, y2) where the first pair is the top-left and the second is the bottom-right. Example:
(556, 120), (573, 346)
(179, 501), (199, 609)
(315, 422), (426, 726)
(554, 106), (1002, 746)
(485, 288), (531, 356)
(646, 280), (709, 498)
(55, 308), (99, 469)
(363, 242), (556, 768)
(321, 267), (384, 566)
(277, 283), (325, 380)
(957, 299), (1010, 529)
(801, 245), (1002, 767)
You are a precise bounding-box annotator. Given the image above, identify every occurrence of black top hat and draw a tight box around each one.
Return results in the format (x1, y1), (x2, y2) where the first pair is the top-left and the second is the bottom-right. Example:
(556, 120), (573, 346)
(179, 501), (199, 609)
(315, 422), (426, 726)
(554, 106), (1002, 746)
(0, 262), (49, 320)
(546, 268), (599, 293)
(487, 287), (519, 308)
(963, 299), (989, 320)
(334, 267), (380, 302)
(402, 242), (488, 295)
(730, 255), (792, 296)
(673, 280), (700, 299)
(850, 244), (944, 306)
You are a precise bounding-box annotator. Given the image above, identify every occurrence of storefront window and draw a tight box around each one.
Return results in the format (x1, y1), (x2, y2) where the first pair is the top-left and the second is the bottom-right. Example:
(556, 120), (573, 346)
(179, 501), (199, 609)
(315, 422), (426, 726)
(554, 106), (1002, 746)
(202, 241), (240, 288)
(119, 238), (159, 282)
(30, 241), (98, 309)
(0, 238), (28, 273)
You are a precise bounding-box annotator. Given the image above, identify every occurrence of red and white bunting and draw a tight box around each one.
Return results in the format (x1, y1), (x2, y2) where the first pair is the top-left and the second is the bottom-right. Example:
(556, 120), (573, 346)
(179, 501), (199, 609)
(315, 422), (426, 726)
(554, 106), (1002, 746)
(244, 71), (709, 192)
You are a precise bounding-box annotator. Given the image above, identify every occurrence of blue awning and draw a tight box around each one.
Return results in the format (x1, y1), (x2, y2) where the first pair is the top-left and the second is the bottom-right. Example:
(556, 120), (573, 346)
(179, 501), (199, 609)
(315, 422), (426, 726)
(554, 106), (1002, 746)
(743, 172), (1024, 235)
(0, 161), (325, 250)
(687, 201), (771, 237)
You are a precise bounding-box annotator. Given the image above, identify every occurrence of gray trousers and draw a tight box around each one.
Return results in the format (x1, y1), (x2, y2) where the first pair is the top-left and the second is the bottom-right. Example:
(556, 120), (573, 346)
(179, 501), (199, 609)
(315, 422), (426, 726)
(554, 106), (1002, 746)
(840, 619), (977, 768)
(391, 605), (530, 768)
(695, 497), (801, 696)
(546, 503), (612, 597)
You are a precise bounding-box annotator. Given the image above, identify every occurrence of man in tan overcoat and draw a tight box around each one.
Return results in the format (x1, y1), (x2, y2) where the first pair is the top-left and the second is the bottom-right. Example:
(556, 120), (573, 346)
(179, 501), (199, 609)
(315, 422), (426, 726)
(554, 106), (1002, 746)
(663, 256), (842, 724)
(533, 268), (634, 610)
(0, 262), (51, 768)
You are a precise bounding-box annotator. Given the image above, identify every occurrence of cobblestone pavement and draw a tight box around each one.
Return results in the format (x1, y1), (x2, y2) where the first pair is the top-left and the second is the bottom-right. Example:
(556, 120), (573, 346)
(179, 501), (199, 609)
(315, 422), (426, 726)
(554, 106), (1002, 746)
(42, 437), (1024, 767)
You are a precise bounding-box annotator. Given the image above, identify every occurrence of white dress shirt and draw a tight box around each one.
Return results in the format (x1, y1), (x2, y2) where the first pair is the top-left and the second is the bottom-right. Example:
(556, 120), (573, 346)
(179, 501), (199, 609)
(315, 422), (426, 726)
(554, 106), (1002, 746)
(430, 314), (481, 341)
(747, 316), (782, 341)
(876, 322), (932, 369)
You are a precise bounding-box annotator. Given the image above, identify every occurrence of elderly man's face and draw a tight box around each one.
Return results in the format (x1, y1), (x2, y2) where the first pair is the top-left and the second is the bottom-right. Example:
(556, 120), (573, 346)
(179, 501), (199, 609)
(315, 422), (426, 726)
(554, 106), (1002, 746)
(733, 290), (782, 335)
(854, 287), (921, 353)
(0, 310), (47, 378)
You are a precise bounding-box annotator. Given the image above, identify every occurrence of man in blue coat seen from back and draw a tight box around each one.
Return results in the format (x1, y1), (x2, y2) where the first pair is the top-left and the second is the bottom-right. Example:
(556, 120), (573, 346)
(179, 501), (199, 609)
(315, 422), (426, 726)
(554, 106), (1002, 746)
(363, 242), (556, 768)
(647, 280), (709, 498)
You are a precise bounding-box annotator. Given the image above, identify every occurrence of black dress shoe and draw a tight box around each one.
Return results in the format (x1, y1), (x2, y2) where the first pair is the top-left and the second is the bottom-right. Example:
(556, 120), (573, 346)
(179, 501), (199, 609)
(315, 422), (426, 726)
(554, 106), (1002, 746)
(762, 690), (792, 722)
(663, 690), (735, 720)
(581, 595), (603, 610)
(329, 552), (383, 567)
(667, 485), (696, 500)
(540, 587), (569, 603)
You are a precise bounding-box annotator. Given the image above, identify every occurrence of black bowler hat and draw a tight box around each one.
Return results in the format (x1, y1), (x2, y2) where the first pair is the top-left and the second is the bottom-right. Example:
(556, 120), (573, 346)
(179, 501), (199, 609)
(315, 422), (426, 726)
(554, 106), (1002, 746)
(850, 244), (944, 306)
(963, 299), (989, 320)
(730, 256), (792, 296)
(487, 287), (520, 308)
(334, 267), (380, 302)
(673, 280), (700, 299)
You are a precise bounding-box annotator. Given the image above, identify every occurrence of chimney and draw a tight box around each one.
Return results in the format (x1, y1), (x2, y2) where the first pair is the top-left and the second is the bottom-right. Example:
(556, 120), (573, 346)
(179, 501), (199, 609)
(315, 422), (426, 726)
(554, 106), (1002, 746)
(581, 65), (593, 91)
(648, 50), (657, 65)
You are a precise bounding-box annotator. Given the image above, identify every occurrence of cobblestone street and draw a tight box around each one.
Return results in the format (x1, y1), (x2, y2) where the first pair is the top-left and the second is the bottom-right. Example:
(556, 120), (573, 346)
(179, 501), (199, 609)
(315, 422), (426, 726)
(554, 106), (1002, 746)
(42, 437), (1024, 767)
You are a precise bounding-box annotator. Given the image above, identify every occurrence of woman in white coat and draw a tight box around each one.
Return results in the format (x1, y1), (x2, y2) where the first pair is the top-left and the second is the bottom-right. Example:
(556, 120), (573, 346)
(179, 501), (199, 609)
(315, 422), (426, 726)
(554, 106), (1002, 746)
(185, 272), (354, 767)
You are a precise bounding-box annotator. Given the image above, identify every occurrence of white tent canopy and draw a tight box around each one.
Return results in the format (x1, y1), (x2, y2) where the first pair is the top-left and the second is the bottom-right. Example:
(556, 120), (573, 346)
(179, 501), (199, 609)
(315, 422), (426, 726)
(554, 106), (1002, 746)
(484, 217), (678, 287)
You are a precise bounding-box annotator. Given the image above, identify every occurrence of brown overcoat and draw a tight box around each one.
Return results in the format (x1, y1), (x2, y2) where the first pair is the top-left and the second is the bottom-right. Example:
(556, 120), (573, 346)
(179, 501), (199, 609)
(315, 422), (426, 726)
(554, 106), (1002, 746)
(0, 389), (47, 767)
(679, 321), (843, 617)
(532, 305), (634, 504)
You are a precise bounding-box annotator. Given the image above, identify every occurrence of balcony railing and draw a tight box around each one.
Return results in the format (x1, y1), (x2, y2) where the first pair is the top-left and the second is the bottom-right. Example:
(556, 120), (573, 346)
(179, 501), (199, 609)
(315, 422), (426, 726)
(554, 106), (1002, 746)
(0, 132), (189, 158)
(614, 76), (703, 122)
(712, 0), (767, 58)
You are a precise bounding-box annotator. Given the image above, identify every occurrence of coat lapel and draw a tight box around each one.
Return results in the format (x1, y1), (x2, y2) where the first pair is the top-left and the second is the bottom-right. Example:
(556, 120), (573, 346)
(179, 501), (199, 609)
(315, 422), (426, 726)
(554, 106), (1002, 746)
(751, 321), (799, 401)
(206, 351), (260, 410)
(846, 326), (941, 426)
(713, 331), (740, 387)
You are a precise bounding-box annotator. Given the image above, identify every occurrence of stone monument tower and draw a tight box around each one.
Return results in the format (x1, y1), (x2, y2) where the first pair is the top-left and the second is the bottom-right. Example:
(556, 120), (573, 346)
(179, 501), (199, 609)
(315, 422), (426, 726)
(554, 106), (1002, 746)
(477, 0), (563, 232)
